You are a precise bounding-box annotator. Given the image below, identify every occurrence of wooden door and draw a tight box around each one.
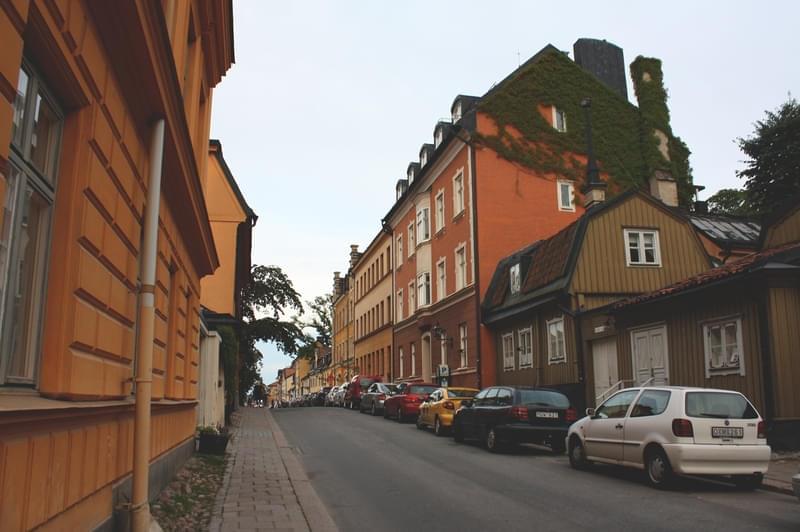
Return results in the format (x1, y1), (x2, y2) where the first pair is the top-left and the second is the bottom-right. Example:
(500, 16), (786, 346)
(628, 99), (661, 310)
(592, 337), (619, 403)
(631, 325), (669, 385)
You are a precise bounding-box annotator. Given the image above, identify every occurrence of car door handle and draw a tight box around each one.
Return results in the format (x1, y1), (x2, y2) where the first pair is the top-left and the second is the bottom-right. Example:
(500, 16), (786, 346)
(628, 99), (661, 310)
(615, 424), (623, 430)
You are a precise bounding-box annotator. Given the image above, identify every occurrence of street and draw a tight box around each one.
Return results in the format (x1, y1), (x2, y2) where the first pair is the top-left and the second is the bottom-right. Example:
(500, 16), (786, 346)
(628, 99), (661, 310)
(273, 407), (800, 532)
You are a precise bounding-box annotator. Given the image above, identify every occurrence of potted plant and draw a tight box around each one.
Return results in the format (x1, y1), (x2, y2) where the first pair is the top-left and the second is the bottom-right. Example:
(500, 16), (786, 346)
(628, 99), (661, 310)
(197, 425), (229, 455)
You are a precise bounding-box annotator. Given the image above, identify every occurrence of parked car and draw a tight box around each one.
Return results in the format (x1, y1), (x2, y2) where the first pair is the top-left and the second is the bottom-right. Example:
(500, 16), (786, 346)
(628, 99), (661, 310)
(384, 383), (439, 422)
(325, 386), (340, 406)
(344, 375), (382, 410)
(452, 386), (576, 453)
(566, 386), (770, 489)
(360, 383), (399, 415)
(417, 387), (479, 436)
(333, 383), (349, 407)
(311, 387), (331, 407)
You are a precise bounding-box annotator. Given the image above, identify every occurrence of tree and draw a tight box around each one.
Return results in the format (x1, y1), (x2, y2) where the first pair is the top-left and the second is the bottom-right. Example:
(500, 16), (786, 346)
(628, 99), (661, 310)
(238, 265), (305, 402)
(706, 188), (754, 217)
(737, 97), (800, 216)
(294, 293), (333, 359)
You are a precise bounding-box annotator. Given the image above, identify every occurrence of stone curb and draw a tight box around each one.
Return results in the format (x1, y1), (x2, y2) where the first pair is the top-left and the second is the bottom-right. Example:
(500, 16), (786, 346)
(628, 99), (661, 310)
(266, 410), (339, 532)
(760, 478), (794, 497)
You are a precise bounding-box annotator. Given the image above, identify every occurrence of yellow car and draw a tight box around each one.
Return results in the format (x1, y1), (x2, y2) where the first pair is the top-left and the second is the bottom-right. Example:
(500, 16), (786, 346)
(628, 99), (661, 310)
(417, 387), (480, 436)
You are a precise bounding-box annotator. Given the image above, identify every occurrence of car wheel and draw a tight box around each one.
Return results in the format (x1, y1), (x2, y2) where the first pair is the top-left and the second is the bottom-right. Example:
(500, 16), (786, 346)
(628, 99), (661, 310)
(416, 415), (425, 430)
(645, 447), (674, 489)
(453, 420), (464, 443)
(371, 403), (377, 416)
(434, 417), (445, 437)
(732, 473), (763, 491)
(485, 427), (501, 453)
(568, 437), (590, 470)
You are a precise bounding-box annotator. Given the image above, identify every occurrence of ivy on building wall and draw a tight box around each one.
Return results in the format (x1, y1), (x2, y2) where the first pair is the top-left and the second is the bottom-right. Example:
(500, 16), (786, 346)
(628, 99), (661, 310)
(475, 49), (694, 206)
(217, 325), (239, 409)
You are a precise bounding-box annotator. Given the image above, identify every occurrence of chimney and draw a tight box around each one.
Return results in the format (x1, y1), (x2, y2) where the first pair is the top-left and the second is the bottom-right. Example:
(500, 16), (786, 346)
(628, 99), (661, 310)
(649, 170), (679, 207)
(573, 38), (628, 100)
(349, 245), (361, 268)
(333, 271), (342, 297)
(693, 200), (708, 214)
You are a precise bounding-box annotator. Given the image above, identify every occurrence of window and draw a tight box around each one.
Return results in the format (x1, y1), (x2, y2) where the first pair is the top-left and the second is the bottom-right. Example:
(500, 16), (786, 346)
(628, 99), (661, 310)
(552, 107), (567, 133)
(557, 180), (575, 212)
(624, 229), (661, 266)
(547, 317), (566, 364)
(408, 222), (415, 256)
(497, 388), (513, 406)
(398, 347), (404, 378)
(595, 390), (639, 419)
(703, 317), (745, 377)
(502, 333), (515, 371)
(435, 191), (445, 233)
(1, 62), (62, 385)
(509, 263), (521, 295)
(416, 207), (430, 243)
(408, 280), (415, 312)
(435, 128), (443, 148)
(453, 171), (465, 215)
(436, 258), (446, 301)
(396, 235), (403, 266)
(440, 338), (447, 366)
(396, 289), (403, 321)
(420, 151), (428, 167)
(417, 272), (431, 307)
(455, 245), (466, 290)
(411, 344), (416, 375)
(459, 323), (468, 368)
(630, 390), (671, 418)
(518, 327), (533, 368)
(452, 102), (462, 123)
(408, 167), (415, 183)
(685, 392), (758, 419)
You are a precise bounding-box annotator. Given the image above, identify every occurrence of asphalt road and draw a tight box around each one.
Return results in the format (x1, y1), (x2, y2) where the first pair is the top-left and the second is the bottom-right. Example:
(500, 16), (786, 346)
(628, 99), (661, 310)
(272, 407), (799, 532)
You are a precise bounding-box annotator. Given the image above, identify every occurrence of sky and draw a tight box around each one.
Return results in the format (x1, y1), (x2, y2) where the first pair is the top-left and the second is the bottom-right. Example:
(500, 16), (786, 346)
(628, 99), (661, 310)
(209, 1), (800, 385)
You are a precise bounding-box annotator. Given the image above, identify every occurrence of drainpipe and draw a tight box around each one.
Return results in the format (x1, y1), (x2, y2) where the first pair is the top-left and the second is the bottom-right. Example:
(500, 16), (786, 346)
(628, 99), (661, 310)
(131, 119), (165, 532)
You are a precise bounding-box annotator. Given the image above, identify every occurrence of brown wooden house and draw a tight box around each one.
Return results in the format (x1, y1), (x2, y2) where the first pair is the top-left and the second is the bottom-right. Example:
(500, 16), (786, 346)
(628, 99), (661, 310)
(482, 189), (712, 412)
(612, 197), (800, 447)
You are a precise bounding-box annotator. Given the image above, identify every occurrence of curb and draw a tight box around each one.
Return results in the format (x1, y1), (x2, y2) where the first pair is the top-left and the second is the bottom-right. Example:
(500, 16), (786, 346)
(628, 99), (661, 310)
(266, 410), (339, 532)
(760, 479), (795, 497)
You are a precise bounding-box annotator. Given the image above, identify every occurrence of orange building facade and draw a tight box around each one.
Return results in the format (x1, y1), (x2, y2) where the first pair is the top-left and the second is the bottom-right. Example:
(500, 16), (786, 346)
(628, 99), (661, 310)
(0, 1), (233, 530)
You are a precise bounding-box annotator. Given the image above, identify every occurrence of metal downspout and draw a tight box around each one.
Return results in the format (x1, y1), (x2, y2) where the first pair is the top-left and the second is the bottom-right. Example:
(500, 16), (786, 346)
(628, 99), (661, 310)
(131, 119), (165, 532)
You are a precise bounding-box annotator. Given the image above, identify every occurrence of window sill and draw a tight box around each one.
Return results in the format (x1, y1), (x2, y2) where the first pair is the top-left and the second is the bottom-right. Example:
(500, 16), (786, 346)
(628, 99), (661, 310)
(558, 207), (576, 213)
(452, 210), (466, 222)
(626, 263), (662, 268)
(706, 369), (744, 378)
(548, 359), (567, 365)
(518, 364), (534, 370)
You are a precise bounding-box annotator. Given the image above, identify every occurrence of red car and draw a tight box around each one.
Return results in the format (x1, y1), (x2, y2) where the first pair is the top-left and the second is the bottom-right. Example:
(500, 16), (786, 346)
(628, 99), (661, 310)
(344, 374), (382, 410)
(383, 383), (439, 422)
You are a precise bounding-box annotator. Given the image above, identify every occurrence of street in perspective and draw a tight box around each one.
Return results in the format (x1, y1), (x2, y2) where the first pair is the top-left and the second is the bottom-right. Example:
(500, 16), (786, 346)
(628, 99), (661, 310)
(0, 1), (799, 531)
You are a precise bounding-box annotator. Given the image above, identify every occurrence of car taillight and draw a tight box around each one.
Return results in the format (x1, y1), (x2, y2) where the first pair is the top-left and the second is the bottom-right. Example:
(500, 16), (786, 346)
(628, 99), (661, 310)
(403, 395), (417, 403)
(565, 408), (577, 422)
(443, 401), (455, 410)
(511, 406), (528, 421)
(672, 418), (694, 438)
(757, 420), (766, 439)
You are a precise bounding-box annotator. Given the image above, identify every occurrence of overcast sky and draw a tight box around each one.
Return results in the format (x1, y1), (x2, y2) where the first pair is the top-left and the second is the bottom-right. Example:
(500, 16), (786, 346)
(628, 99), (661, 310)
(210, 1), (800, 385)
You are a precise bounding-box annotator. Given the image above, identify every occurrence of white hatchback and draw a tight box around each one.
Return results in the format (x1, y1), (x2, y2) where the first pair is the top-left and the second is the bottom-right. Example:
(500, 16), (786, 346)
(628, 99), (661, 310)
(566, 386), (771, 489)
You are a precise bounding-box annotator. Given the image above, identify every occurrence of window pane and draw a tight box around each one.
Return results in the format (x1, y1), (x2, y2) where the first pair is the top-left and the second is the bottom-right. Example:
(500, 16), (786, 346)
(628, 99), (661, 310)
(11, 69), (30, 148)
(6, 185), (51, 381)
(560, 183), (571, 208)
(0, 167), (21, 331)
(29, 91), (60, 181)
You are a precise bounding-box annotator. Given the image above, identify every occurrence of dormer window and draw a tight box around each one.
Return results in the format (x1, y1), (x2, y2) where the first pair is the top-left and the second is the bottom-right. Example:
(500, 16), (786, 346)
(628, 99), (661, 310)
(435, 128), (443, 148)
(420, 151), (428, 167)
(408, 168), (415, 183)
(452, 102), (462, 123)
(509, 263), (521, 295)
(552, 107), (567, 133)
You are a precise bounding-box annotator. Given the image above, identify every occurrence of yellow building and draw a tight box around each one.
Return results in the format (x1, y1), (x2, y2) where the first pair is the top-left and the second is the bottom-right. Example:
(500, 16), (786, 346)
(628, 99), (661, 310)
(332, 266), (355, 383)
(353, 232), (393, 380)
(0, 1), (233, 530)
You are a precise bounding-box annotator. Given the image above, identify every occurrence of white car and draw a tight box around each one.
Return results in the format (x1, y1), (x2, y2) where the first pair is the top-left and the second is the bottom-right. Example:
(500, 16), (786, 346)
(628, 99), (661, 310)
(566, 386), (770, 489)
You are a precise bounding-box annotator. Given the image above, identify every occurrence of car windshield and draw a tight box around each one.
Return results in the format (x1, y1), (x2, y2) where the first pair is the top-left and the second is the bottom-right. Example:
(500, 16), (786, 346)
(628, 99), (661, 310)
(381, 384), (398, 393)
(517, 390), (570, 408)
(409, 385), (438, 395)
(685, 392), (758, 419)
(360, 378), (376, 387)
(447, 389), (478, 398)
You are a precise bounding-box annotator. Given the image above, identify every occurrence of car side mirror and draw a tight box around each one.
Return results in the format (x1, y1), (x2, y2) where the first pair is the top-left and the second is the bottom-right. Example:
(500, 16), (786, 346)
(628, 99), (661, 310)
(585, 408), (595, 417)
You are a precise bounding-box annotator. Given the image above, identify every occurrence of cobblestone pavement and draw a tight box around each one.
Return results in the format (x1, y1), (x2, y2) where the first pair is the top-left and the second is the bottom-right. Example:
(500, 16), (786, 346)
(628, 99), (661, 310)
(209, 408), (336, 532)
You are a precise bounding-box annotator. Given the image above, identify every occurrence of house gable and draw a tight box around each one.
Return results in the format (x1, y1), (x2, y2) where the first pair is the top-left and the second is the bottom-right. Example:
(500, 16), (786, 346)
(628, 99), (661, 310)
(764, 199), (800, 248)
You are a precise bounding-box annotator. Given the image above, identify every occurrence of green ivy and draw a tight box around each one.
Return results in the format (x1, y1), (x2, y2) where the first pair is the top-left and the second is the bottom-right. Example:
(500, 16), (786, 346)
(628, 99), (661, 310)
(475, 50), (693, 206)
(217, 325), (239, 408)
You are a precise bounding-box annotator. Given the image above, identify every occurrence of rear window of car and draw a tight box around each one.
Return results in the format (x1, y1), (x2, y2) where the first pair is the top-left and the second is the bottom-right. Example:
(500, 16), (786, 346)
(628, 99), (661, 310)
(517, 389), (570, 408)
(409, 385), (438, 395)
(447, 389), (477, 398)
(685, 392), (758, 419)
(382, 384), (398, 393)
(360, 378), (376, 387)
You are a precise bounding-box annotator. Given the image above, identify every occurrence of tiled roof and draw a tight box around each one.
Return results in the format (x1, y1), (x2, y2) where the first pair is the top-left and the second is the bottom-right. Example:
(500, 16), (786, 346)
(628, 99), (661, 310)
(521, 221), (580, 292)
(615, 242), (800, 309)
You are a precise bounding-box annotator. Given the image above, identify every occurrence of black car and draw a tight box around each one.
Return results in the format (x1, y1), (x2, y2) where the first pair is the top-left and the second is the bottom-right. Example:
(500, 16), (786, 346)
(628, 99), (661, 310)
(359, 383), (398, 415)
(452, 386), (577, 453)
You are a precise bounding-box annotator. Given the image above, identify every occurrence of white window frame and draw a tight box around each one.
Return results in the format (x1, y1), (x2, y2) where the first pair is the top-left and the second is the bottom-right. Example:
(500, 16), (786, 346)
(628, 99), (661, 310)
(459, 323), (468, 368)
(411, 344), (416, 376)
(557, 180), (575, 212)
(435, 190), (445, 233)
(455, 244), (467, 290)
(416, 207), (430, 243)
(509, 263), (521, 295)
(417, 272), (431, 308)
(624, 229), (662, 267)
(552, 106), (567, 133)
(547, 317), (567, 365)
(396, 235), (403, 266)
(421, 151), (428, 167)
(502, 333), (515, 371)
(396, 289), (404, 322)
(408, 280), (415, 312)
(518, 327), (533, 369)
(703, 316), (745, 378)
(453, 170), (465, 216)
(435, 128), (443, 148)
(407, 222), (415, 256)
(399, 347), (404, 378)
(452, 102), (462, 123)
(436, 258), (446, 302)
(408, 167), (415, 183)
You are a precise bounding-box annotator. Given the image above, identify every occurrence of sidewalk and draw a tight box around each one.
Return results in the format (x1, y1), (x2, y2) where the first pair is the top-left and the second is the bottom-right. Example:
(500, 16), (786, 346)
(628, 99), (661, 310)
(209, 408), (338, 532)
(764, 452), (800, 497)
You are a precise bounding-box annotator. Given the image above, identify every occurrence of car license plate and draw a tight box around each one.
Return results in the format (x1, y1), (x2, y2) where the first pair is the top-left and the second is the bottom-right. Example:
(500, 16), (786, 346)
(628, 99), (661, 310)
(711, 426), (743, 438)
(535, 411), (558, 419)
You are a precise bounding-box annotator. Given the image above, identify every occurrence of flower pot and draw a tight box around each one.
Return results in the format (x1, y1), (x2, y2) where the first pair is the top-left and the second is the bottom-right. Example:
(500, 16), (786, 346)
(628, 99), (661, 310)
(198, 432), (229, 455)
